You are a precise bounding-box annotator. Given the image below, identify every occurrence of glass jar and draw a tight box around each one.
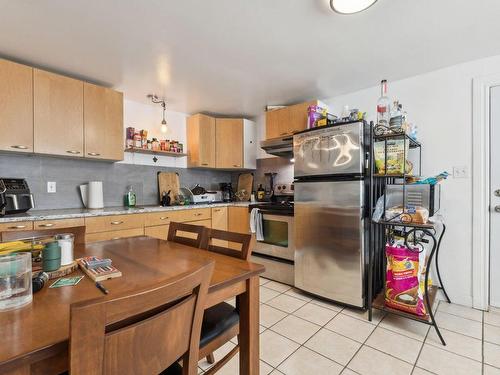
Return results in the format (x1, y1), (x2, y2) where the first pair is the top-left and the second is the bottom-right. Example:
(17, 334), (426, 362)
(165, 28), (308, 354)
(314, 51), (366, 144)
(0, 252), (32, 311)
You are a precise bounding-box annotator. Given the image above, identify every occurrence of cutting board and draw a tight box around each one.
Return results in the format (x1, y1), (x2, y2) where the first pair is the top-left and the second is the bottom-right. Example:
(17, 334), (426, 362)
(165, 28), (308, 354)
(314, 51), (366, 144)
(237, 173), (253, 201)
(157, 172), (180, 203)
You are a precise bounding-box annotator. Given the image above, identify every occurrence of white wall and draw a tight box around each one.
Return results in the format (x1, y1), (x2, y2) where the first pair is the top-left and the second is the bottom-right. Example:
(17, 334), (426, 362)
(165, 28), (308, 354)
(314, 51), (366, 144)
(255, 54), (500, 306)
(121, 99), (188, 168)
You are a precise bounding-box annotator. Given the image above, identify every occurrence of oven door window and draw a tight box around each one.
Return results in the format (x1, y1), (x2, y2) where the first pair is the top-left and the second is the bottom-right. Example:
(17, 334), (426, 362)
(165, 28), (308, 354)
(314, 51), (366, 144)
(261, 218), (288, 247)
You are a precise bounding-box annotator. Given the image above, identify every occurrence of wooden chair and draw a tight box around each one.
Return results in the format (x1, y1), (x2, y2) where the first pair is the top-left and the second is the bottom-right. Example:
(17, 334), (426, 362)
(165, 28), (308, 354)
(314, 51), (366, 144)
(167, 221), (207, 248)
(69, 261), (214, 375)
(198, 229), (253, 374)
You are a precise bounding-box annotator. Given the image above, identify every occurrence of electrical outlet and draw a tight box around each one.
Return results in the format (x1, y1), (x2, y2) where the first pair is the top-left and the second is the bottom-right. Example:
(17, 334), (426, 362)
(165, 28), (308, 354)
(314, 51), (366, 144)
(452, 166), (468, 178)
(47, 181), (57, 193)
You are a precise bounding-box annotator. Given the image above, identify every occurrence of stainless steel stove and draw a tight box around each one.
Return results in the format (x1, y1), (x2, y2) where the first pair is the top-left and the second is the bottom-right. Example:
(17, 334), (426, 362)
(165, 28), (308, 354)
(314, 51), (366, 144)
(249, 183), (295, 285)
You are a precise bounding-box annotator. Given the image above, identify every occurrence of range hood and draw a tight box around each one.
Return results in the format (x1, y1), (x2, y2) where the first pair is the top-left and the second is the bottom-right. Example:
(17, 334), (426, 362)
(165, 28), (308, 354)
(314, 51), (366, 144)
(260, 136), (293, 158)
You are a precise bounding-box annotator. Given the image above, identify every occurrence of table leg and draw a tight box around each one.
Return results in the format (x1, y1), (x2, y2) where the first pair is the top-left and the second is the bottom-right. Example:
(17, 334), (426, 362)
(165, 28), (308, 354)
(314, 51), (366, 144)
(238, 275), (260, 375)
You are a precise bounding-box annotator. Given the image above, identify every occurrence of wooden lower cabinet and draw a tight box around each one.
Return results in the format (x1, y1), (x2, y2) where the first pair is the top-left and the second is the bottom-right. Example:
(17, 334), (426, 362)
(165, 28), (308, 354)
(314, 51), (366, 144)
(85, 214), (145, 233)
(211, 207), (228, 247)
(228, 207), (250, 249)
(85, 228), (144, 243)
(33, 218), (84, 230)
(144, 224), (169, 241)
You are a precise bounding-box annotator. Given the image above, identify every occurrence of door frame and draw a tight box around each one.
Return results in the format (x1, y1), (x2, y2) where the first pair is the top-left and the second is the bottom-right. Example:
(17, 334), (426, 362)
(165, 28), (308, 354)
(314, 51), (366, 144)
(472, 73), (500, 310)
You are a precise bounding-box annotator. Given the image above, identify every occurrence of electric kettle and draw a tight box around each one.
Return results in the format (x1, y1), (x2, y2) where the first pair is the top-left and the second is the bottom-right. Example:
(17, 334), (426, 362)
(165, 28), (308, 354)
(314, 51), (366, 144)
(79, 181), (104, 209)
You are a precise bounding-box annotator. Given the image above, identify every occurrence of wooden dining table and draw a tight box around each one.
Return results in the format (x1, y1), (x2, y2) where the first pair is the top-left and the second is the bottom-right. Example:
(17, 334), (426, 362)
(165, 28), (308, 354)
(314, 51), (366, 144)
(0, 236), (264, 375)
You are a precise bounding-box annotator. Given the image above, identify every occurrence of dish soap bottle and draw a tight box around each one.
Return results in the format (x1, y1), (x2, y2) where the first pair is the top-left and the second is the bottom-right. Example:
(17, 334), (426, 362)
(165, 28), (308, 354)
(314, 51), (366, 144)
(124, 186), (136, 207)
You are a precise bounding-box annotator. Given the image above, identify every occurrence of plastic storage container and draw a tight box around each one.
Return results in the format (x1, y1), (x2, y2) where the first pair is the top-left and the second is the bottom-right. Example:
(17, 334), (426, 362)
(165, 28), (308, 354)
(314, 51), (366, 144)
(0, 252), (32, 311)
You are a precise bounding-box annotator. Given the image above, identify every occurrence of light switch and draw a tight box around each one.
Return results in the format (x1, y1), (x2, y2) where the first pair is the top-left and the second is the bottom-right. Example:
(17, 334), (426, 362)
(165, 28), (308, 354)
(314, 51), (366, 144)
(452, 166), (468, 178)
(47, 181), (56, 193)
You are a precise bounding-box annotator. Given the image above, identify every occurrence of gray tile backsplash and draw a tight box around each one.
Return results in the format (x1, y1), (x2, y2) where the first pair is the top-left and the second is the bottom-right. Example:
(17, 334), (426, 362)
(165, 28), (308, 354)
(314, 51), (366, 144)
(0, 154), (234, 209)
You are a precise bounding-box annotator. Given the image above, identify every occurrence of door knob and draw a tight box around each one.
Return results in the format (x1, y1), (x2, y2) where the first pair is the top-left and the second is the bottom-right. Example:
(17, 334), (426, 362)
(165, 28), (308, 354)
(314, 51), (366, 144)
(495, 206), (500, 213)
(495, 189), (500, 197)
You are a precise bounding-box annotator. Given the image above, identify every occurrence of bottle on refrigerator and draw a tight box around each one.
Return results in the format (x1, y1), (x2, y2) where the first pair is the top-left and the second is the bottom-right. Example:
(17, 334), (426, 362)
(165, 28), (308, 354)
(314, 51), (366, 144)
(377, 79), (391, 128)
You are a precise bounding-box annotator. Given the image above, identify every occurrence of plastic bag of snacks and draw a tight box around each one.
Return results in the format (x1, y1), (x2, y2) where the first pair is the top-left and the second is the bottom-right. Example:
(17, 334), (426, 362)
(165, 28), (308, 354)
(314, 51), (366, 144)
(385, 244), (428, 316)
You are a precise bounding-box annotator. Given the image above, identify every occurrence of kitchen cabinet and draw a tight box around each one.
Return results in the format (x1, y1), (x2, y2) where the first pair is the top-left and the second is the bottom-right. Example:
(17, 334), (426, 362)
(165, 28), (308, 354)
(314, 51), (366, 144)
(0, 221), (34, 233)
(211, 206), (228, 247)
(34, 218), (84, 230)
(86, 228), (144, 243)
(144, 224), (169, 240)
(0, 59), (33, 153)
(187, 114), (216, 168)
(228, 206), (251, 250)
(187, 114), (256, 170)
(85, 214), (145, 233)
(84, 82), (124, 161)
(34, 69), (84, 157)
(265, 100), (320, 140)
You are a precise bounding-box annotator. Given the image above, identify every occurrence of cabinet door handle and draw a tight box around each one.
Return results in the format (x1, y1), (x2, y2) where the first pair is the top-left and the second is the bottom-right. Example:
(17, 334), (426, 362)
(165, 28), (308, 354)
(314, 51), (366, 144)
(11, 145), (28, 149)
(160, 216), (169, 220)
(495, 206), (500, 213)
(280, 132), (288, 136)
(233, 164), (241, 167)
(213, 209), (221, 212)
(201, 163), (209, 166)
(8, 225), (27, 229)
(110, 221), (124, 225)
(38, 223), (55, 228)
(112, 237), (121, 240)
(88, 152), (101, 156)
(194, 213), (203, 216)
(66, 150), (81, 154)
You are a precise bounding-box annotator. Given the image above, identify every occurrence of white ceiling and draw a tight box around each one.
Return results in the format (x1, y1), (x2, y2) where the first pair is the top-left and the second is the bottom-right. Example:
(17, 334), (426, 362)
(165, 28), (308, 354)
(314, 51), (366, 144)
(1, 0), (500, 117)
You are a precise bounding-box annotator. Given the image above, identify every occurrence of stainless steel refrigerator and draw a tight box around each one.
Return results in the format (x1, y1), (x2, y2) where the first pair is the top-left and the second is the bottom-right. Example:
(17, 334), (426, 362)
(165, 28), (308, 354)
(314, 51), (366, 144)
(293, 121), (367, 307)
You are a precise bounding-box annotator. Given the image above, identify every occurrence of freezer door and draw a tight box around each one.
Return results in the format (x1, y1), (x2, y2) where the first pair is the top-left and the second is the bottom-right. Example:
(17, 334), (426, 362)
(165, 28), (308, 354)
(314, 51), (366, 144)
(294, 122), (364, 178)
(294, 180), (365, 307)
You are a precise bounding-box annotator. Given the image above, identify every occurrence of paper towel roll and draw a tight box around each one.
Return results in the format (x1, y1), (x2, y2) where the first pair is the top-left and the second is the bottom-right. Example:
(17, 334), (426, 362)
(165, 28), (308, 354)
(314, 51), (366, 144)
(88, 181), (104, 209)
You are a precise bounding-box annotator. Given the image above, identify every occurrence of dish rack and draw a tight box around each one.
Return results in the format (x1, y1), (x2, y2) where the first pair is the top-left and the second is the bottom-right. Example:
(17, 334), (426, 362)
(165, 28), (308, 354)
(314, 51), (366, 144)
(367, 123), (451, 346)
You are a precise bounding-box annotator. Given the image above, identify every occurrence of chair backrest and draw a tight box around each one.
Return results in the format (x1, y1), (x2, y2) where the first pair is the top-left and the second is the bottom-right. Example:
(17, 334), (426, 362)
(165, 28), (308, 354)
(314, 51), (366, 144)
(167, 221), (207, 248)
(69, 261), (214, 375)
(200, 228), (252, 261)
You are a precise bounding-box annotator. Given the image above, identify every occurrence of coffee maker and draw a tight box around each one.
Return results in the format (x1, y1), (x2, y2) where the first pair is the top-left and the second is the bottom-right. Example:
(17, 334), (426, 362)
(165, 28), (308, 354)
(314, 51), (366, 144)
(219, 183), (235, 202)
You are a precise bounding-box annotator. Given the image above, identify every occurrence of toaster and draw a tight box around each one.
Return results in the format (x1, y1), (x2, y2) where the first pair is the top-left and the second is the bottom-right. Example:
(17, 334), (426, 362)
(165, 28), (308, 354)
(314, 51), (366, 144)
(0, 178), (35, 216)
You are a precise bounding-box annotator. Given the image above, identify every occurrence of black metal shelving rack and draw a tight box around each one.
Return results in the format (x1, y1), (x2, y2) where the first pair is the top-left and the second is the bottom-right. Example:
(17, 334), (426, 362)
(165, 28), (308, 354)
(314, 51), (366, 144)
(366, 124), (451, 346)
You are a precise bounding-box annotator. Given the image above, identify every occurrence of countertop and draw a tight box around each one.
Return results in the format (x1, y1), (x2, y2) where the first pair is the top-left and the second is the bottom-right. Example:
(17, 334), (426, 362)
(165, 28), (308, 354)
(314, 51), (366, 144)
(0, 202), (252, 223)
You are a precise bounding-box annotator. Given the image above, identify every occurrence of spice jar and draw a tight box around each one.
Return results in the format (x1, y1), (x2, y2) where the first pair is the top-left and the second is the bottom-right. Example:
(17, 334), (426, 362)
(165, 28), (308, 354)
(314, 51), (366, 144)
(151, 138), (160, 151)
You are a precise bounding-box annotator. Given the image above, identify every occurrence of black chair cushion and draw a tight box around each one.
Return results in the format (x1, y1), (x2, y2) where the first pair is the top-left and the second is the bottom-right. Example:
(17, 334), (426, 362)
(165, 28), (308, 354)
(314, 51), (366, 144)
(159, 361), (183, 375)
(200, 302), (239, 348)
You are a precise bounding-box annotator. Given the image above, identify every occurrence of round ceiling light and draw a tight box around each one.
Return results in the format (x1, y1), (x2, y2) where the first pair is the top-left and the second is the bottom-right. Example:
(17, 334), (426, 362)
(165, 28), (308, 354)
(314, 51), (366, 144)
(330, 0), (378, 14)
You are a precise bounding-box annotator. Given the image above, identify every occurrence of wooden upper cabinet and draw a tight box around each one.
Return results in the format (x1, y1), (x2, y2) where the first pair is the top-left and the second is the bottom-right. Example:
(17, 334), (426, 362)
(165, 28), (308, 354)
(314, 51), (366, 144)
(215, 118), (243, 169)
(84, 83), (123, 161)
(265, 100), (319, 140)
(34, 69), (84, 157)
(187, 114), (216, 168)
(0, 59), (34, 153)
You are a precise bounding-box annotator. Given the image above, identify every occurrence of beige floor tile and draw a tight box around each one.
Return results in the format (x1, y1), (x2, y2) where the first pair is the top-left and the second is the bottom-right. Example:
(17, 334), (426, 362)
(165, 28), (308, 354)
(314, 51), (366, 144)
(325, 313), (375, 343)
(260, 286), (281, 303)
(198, 341), (236, 370)
(260, 330), (300, 367)
(485, 365), (500, 375)
(260, 304), (288, 328)
(433, 311), (482, 339)
(365, 327), (422, 364)
(416, 344), (482, 375)
(310, 298), (344, 312)
(348, 346), (413, 375)
(293, 302), (339, 326)
(379, 314), (430, 341)
(271, 315), (321, 344)
(426, 327), (482, 361)
(341, 369), (361, 375)
(260, 360), (274, 375)
(264, 280), (292, 293)
(277, 346), (343, 375)
(437, 302), (483, 322)
(411, 367), (435, 375)
(284, 288), (314, 302)
(484, 342), (500, 368)
(260, 277), (271, 286)
(225, 297), (236, 307)
(485, 323), (500, 345)
(266, 294), (307, 313)
(485, 309), (500, 327)
(269, 371), (285, 375)
(341, 307), (386, 325)
(305, 328), (361, 366)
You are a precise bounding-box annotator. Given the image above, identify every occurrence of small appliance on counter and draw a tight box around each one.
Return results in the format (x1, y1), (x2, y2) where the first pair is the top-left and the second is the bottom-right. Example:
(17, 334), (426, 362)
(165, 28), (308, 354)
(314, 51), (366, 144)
(219, 183), (235, 202)
(180, 186), (223, 205)
(79, 181), (104, 209)
(0, 178), (35, 216)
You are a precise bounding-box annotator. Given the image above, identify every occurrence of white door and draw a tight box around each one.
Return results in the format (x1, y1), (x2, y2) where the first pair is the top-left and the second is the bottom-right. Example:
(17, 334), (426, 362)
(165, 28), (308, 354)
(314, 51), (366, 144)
(490, 86), (500, 307)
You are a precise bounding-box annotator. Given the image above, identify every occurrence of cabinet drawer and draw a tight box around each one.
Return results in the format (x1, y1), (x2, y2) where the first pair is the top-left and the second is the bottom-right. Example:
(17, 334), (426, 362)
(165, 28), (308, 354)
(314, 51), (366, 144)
(85, 227), (144, 243)
(145, 212), (177, 227)
(144, 224), (169, 241)
(176, 208), (211, 223)
(34, 218), (85, 230)
(85, 214), (145, 233)
(0, 221), (34, 232)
